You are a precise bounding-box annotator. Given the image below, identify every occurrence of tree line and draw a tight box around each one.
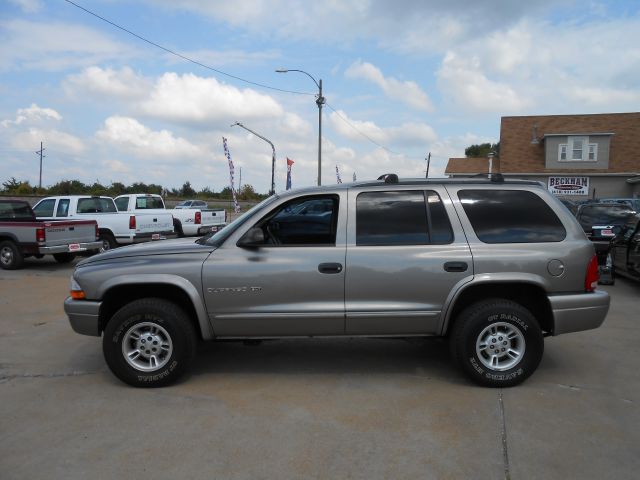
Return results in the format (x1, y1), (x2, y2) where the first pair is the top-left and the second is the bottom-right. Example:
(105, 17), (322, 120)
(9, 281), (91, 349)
(0, 178), (267, 201)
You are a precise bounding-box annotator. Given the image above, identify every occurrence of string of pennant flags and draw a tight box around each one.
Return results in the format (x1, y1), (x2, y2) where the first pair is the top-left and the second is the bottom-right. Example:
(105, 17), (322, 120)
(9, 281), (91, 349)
(221, 139), (360, 208)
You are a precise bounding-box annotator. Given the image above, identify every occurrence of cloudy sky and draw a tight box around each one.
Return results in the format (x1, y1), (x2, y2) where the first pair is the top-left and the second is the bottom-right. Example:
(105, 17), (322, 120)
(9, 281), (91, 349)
(1, 0), (639, 193)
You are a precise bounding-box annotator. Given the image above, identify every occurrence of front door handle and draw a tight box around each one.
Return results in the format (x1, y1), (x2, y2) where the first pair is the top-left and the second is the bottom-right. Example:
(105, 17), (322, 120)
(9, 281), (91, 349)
(444, 261), (468, 273)
(318, 262), (343, 274)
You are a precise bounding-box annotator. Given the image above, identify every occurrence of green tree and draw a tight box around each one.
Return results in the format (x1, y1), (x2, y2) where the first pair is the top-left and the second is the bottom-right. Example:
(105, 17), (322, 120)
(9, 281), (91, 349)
(464, 142), (500, 157)
(219, 186), (232, 199)
(179, 181), (196, 197)
(2, 177), (23, 193)
(15, 181), (34, 195)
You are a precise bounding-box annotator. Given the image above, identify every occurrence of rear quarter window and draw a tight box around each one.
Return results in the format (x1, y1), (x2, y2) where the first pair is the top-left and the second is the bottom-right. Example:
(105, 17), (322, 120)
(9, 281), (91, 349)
(458, 190), (566, 243)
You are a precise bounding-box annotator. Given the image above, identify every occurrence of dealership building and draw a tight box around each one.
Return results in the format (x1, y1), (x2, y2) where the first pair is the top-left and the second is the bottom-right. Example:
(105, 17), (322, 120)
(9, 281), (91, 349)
(446, 112), (640, 199)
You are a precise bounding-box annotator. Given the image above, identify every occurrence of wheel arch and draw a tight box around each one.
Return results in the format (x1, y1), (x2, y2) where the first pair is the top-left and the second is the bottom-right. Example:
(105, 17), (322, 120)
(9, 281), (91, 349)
(98, 276), (213, 340)
(442, 281), (554, 336)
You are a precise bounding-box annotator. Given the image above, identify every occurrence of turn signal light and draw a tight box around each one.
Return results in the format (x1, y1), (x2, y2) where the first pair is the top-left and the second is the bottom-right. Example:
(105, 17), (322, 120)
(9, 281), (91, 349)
(70, 290), (86, 300)
(70, 277), (86, 300)
(584, 255), (599, 292)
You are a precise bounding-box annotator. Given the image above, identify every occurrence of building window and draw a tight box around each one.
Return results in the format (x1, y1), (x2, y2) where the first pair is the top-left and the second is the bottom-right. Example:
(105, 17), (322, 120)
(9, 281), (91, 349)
(558, 136), (597, 162)
(559, 144), (567, 160)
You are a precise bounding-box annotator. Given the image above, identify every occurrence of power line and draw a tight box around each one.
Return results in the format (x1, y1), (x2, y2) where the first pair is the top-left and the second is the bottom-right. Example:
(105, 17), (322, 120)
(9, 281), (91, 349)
(64, 0), (314, 97)
(325, 102), (399, 155)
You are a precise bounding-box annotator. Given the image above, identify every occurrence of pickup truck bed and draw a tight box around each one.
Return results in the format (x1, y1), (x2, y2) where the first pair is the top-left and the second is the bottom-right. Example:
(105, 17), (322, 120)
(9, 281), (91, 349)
(0, 199), (101, 269)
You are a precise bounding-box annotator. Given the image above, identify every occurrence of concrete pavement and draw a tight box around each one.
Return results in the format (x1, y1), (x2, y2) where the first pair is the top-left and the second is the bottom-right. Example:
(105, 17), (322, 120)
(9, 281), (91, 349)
(1, 257), (638, 479)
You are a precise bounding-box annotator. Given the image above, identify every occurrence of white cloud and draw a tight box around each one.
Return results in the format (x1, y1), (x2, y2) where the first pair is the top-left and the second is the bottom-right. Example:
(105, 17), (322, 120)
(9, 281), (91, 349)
(437, 52), (533, 113)
(146, 0), (567, 54)
(8, 0), (43, 13)
(345, 60), (434, 112)
(12, 128), (85, 155)
(64, 66), (152, 100)
(138, 73), (284, 125)
(96, 116), (203, 159)
(0, 20), (137, 72)
(1, 104), (62, 127)
(329, 110), (437, 147)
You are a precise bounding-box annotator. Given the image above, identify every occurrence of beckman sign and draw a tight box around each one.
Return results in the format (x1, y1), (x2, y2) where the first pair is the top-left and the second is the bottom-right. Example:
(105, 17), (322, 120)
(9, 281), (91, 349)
(548, 176), (589, 196)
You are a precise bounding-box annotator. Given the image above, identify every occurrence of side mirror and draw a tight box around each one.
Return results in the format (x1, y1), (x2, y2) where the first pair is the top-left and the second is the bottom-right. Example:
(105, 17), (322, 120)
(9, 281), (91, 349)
(237, 227), (265, 248)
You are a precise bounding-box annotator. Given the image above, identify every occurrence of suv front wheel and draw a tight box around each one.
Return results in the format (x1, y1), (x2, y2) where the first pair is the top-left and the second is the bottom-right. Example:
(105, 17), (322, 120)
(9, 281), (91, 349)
(450, 299), (544, 387)
(103, 298), (197, 387)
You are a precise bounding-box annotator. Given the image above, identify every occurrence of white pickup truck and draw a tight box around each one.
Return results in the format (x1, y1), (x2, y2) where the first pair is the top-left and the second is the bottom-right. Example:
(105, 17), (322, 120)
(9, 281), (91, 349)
(33, 195), (176, 250)
(114, 194), (226, 237)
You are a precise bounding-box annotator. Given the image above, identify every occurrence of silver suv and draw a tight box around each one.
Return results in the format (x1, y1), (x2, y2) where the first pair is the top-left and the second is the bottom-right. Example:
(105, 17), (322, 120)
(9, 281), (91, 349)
(64, 175), (610, 387)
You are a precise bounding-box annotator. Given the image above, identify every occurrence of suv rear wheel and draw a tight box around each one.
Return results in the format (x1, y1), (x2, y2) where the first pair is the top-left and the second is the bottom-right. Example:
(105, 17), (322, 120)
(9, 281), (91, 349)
(103, 298), (197, 387)
(450, 299), (543, 387)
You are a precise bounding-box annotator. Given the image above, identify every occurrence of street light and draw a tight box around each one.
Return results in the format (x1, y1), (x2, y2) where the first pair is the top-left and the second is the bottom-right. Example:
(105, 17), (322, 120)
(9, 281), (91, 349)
(231, 122), (276, 195)
(276, 68), (324, 186)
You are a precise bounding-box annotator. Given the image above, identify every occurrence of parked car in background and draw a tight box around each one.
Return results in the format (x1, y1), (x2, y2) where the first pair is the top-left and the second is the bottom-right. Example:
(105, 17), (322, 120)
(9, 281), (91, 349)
(597, 198), (640, 212)
(174, 199), (208, 209)
(608, 213), (640, 284)
(65, 176), (609, 388)
(115, 194), (226, 237)
(0, 199), (101, 269)
(575, 202), (636, 284)
(34, 195), (176, 251)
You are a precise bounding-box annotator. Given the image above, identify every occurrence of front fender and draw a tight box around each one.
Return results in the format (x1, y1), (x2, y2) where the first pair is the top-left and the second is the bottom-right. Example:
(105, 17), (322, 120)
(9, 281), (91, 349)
(98, 273), (213, 339)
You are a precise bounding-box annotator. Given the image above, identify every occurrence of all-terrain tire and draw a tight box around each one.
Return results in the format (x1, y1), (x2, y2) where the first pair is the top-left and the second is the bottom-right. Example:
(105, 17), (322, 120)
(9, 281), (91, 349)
(102, 298), (198, 387)
(449, 299), (544, 387)
(0, 240), (24, 270)
(99, 232), (117, 252)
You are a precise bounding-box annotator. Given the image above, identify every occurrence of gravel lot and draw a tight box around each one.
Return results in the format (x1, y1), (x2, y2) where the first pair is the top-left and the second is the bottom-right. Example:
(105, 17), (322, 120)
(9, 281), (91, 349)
(1, 256), (638, 479)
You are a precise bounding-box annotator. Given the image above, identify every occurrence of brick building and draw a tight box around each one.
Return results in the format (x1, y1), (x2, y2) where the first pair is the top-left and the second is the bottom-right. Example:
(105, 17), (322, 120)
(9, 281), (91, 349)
(446, 112), (640, 199)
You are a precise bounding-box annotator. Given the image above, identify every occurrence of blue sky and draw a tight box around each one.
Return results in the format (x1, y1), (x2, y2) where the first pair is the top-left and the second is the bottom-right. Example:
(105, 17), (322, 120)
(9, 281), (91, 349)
(1, 0), (639, 193)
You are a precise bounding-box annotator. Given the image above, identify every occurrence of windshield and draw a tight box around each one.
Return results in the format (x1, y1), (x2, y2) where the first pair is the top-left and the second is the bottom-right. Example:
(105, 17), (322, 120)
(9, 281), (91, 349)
(197, 195), (279, 247)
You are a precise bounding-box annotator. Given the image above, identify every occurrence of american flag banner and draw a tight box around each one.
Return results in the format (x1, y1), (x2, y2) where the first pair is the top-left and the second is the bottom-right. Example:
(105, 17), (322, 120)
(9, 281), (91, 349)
(286, 157), (294, 190)
(335, 164), (342, 184)
(222, 137), (240, 213)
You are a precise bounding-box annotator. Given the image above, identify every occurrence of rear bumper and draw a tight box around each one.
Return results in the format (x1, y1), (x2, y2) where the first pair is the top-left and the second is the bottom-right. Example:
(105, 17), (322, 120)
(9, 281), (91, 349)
(64, 297), (101, 336)
(117, 231), (178, 244)
(39, 240), (103, 254)
(549, 290), (610, 335)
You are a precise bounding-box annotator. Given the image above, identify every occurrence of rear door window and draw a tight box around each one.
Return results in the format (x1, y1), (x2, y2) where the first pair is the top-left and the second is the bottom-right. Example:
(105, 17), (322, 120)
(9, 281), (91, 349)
(458, 190), (566, 243)
(56, 199), (70, 217)
(356, 190), (453, 246)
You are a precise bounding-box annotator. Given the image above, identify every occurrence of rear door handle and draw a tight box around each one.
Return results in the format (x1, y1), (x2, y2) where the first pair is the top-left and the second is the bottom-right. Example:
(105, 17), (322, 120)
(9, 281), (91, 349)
(318, 262), (343, 274)
(444, 261), (468, 273)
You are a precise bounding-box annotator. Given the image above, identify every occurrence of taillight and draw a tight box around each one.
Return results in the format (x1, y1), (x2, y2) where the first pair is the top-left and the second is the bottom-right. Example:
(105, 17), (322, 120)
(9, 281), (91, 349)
(36, 227), (46, 243)
(585, 255), (599, 292)
(95, 224), (99, 240)
(195, 211), (201, 224)
(129, 215), (136, 230)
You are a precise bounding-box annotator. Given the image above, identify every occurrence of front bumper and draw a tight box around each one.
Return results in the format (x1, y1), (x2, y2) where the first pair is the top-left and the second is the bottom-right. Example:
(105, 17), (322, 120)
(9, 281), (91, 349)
(549, 290), (610, 335)
(64, 297), (102, 336)
(39, 240), (103, 254)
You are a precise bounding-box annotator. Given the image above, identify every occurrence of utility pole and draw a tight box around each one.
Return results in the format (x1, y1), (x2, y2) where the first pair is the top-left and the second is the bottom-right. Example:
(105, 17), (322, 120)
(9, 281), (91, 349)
(425, 152), (431, 179)
(36, 141), (46, 189)
(239, 167), (242, 191)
